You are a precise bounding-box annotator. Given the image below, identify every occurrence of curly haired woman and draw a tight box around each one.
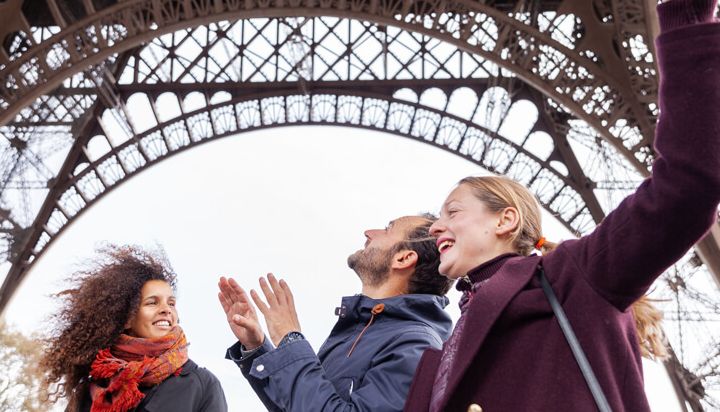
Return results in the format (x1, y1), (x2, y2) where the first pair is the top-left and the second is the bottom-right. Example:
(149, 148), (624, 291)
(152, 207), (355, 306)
(42, 245), (227, 412)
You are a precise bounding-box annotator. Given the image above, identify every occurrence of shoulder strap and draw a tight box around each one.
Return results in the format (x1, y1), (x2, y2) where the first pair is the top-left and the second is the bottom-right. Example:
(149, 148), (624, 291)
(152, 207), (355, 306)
(537, 266), (612, 412)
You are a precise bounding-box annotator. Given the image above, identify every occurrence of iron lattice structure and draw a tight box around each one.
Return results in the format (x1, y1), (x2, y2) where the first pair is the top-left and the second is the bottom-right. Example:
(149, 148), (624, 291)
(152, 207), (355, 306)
(0, 0), (719, 409)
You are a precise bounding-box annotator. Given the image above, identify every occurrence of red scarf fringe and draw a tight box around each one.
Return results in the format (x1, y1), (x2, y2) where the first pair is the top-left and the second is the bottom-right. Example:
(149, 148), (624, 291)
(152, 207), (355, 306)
(89, 327), (188, 412)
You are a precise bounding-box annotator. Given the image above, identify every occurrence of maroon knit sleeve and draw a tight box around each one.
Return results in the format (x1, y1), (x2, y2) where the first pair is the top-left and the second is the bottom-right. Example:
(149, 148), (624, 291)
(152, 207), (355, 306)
(658, 0), (718, 31)
(555, 6), (720, 310)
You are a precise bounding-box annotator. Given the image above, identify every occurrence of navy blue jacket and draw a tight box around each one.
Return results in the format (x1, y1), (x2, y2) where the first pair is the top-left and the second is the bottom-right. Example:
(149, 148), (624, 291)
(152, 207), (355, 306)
(226, 294), (452, 411)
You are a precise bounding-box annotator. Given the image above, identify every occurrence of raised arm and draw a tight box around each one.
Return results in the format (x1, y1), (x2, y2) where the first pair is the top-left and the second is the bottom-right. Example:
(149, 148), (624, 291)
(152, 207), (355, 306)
(246, 328), (442, 412)
(555, 0), (720, 310)
(219, 276), (282, 411)
(238, 274), (442, 411)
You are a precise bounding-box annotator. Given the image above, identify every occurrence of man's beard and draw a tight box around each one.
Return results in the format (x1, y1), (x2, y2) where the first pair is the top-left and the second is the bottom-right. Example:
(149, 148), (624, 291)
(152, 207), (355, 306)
(347, 246), (395, 287)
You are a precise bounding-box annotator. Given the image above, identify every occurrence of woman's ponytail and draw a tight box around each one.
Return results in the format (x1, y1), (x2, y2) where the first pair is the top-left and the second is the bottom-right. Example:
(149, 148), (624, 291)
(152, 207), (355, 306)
(632, 296), (668, 360)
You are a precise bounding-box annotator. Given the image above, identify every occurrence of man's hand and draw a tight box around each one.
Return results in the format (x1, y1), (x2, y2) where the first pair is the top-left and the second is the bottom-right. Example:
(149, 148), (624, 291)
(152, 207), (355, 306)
(218, 276), (265, 350)
(251, 273), (301, 347)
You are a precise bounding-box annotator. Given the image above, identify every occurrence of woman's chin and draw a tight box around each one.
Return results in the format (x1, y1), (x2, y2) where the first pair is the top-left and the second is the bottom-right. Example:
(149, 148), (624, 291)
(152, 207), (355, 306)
(142, 327), (173, 339)
(439, 263), (464, 280)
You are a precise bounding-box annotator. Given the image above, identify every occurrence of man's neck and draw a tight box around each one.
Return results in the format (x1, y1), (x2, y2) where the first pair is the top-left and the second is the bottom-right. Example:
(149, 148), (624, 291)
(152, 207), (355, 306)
(360, 277), (407, 299)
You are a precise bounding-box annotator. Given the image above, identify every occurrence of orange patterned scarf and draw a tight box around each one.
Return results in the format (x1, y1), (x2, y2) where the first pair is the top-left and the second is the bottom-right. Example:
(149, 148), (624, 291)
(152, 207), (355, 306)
(89, 326), (188, 412)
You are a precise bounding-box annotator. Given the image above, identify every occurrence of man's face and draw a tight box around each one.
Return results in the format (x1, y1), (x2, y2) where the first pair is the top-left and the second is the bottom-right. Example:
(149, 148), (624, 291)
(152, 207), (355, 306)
(347, 216), (423, 286)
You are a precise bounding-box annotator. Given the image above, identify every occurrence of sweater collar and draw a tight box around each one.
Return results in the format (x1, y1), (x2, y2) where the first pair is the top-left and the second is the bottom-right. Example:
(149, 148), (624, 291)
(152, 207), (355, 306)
(457, 253), (519, 292)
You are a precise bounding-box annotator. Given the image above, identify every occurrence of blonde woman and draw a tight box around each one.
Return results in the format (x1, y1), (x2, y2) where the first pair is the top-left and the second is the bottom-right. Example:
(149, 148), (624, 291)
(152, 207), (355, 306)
(404, 0), (720, 410)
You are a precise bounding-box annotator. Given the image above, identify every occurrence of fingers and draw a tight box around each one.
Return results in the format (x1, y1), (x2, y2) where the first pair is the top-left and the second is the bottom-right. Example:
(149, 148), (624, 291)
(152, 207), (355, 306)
(258, 275), (278, 307)
(218, 277), (237, 303)
(232, 313), (253, 328)
(250, 289), (270, 315)
(228, 277), (248, 301)
(279, 278), (295, 308)
(265, 273), (294, 307)
(233, 284), (252, 308)
(217, 291), (231, 313)
(219, 276), (260, 321)
(267, 273), (289, 306)
(219, 276), (254, 305)
(222, 273), (292, 319)
(279, 279), (299, 325)
(219, 277), (245, 303)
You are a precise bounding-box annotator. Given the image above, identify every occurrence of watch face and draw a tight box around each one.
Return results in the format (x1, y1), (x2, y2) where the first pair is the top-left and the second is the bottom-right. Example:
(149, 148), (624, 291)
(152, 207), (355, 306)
(280, 331), (305, 346)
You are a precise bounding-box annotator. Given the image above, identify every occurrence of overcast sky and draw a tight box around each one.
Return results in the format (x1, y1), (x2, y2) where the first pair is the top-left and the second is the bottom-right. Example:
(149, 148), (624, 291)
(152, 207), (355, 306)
(1, 126), (678, 411)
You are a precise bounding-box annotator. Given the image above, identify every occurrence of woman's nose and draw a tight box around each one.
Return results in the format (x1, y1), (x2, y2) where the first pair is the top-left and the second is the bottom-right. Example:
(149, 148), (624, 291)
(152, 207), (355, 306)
(429, 220), (444, 237)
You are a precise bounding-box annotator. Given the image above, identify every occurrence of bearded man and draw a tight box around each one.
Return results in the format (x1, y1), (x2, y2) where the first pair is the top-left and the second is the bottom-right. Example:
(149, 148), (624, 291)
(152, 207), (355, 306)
(219, 214), (453, 411)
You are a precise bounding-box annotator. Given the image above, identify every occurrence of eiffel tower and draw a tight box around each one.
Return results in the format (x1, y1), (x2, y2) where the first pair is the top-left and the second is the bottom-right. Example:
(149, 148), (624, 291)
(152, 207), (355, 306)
(0, 0), (718, 409)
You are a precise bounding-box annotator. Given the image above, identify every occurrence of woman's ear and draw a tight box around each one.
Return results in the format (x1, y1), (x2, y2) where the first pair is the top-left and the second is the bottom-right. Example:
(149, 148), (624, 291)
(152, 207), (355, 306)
(124, 314), (134, 330)
(495, 207), (520, 236)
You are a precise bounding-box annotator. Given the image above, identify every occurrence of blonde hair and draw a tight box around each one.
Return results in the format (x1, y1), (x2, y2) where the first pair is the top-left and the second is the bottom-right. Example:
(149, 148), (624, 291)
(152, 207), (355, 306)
(631, 296), (668, 360)
(458, 175), (667, 360)
(458, 176), (549, 256)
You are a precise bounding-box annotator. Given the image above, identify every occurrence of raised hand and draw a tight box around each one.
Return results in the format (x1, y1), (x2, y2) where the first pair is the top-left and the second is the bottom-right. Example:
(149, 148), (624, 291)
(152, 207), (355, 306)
(218, 276), (265, 350)
(251, 273), (301, 347)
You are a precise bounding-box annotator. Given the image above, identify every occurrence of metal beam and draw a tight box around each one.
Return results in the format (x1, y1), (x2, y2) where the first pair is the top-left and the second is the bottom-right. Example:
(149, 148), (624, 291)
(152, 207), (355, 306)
(697, 224), (720, 290)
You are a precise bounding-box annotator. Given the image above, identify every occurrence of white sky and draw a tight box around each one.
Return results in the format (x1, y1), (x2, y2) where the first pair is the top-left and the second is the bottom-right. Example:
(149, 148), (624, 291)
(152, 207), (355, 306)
(0, 126), (679, 411)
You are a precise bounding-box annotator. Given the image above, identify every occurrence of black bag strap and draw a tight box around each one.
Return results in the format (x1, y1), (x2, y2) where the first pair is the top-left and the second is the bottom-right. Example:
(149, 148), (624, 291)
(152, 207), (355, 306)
(537, 266), (612, 412)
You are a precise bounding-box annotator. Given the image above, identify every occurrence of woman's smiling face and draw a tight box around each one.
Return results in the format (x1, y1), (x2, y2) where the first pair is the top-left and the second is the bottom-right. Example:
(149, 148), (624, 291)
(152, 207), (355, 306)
(430, 184), (509, 279)
(125, 280), (178, 339)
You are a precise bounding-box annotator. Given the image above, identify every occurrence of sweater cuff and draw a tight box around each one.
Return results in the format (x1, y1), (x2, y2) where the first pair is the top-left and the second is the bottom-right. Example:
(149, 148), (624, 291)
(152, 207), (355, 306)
(658, 0), (718, 32)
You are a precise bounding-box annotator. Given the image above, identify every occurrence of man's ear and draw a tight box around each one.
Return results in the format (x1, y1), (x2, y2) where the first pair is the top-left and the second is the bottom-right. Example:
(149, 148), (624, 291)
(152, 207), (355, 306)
(495, 207), (520, 236)
(392, 249), (418, 270)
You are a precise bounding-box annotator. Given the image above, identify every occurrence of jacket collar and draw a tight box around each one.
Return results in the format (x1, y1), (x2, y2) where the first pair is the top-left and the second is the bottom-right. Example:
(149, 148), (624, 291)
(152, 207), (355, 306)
(440, 255), (541, 409)
(178, 359), (196, 376)
(334, 293), (452, 338)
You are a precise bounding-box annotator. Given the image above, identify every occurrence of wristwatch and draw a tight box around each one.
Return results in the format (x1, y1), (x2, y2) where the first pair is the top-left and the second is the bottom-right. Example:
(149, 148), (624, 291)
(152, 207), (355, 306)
(278, 331), (305, 347)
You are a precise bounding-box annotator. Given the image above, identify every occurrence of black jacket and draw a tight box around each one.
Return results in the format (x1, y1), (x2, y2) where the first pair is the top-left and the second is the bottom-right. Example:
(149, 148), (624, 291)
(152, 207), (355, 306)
(73, 359), (227, 411)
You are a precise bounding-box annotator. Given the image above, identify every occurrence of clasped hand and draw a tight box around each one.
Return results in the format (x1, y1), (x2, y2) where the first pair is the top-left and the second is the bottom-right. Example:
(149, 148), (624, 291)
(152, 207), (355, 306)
(218, 273), (301, 349)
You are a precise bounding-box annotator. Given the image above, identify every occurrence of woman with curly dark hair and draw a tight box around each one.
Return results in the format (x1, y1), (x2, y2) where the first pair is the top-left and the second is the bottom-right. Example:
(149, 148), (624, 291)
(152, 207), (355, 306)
(42, 245), (227, 412)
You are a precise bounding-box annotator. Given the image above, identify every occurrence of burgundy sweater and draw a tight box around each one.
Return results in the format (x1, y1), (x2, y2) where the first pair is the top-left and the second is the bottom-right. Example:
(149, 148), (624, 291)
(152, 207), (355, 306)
(404, 1), (720, 411)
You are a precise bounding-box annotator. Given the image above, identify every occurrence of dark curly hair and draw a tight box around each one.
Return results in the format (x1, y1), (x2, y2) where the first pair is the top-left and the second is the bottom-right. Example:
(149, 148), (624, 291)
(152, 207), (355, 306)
(42, 245), (177, 406)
